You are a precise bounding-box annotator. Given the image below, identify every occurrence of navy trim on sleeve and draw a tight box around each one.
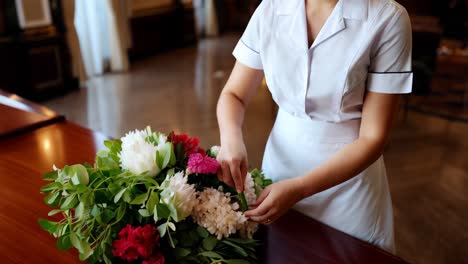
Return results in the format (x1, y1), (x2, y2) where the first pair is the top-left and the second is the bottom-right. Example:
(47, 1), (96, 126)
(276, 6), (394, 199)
(240, 39), (260, 54)
(368, 71), (413, 74)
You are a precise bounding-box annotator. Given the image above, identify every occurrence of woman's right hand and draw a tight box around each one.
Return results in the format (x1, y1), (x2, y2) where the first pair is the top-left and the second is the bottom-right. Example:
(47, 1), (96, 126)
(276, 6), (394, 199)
(217, 137), (248, 193)
(216, 61), (264, 192)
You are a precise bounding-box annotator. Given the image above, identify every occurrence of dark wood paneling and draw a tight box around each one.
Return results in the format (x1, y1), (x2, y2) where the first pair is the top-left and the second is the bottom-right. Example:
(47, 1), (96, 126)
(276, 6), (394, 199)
(129, 5), (196, 60)
(0, 0), (78, 101)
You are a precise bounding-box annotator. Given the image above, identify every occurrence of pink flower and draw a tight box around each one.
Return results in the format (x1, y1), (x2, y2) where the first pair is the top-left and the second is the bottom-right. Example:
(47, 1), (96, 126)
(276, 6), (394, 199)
(112, 224), (161, 262)
(187, 153), (220, 174)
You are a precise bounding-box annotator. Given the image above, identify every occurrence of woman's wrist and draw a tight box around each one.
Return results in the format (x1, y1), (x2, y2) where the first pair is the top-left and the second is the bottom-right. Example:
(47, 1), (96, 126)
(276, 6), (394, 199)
(293, 171), (321, 201)
(289, 177), (308, 202)
(220, 129), (243, 145)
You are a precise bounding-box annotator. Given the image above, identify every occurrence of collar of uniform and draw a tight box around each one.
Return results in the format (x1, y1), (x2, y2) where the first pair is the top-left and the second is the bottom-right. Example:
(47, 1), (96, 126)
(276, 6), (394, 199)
(275, 0), (368, 21)
(342, 0), (368, 20)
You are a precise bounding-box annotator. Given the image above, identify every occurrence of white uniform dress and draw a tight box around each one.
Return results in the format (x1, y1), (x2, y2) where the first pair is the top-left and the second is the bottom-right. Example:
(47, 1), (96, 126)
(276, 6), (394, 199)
(232, 0), (413, 253)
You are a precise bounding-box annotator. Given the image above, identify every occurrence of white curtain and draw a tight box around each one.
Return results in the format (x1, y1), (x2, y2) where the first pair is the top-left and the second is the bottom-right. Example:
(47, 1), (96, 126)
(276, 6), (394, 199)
(74, 0), (131, 78)
(193, 0), (219, 37)
(61, 0), (86, 83)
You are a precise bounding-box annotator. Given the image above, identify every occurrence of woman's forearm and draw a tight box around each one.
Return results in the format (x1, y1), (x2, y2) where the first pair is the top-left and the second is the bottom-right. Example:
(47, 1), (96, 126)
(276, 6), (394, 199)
(216, 91), (247, 144)
(297, 137), (386, 199)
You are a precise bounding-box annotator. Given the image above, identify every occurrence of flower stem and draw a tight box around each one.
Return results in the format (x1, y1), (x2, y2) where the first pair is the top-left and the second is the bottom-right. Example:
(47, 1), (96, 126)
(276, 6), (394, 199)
(238, 192), (248, 212)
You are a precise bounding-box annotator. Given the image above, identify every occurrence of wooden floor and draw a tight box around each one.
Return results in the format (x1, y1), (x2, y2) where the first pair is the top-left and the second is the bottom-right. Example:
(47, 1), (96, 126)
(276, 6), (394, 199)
(44, 33), (468, 264)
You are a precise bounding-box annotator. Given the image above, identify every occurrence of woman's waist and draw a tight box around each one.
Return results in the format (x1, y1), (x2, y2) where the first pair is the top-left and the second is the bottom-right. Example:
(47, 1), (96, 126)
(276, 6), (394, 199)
(273, 108), (361, 143)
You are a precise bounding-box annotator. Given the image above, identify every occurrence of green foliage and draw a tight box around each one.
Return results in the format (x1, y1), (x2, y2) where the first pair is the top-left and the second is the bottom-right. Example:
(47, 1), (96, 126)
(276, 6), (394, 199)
(39, 130), (267, 264)
(250, 169), (272, 196)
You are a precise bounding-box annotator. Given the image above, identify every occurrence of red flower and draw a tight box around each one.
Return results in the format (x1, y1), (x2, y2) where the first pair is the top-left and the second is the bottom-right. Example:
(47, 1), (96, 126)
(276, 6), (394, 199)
(169, 132), (205, 157)
(112, 224), (162, 262)
(142, 252), (165, 264)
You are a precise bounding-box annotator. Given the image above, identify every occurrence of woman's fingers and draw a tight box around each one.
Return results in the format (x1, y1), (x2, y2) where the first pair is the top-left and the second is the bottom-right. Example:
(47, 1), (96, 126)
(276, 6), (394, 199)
(220, 161), (235, 187)
(240, 159), (248, 184)
(245, 190), (272, 218)
(230, 159), (244, 192)
(252, 185), (271, 206)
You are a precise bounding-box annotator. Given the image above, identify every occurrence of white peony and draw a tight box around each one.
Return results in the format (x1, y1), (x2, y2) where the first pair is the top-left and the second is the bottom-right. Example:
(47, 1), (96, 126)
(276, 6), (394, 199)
(192, 187), (248, 239)
(119, 129), (160, 177)
(160, 172), (197, 222)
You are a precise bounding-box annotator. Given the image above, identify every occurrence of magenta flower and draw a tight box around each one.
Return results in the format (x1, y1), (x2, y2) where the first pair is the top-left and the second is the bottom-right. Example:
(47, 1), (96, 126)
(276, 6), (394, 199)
(187, 153), (220, 174)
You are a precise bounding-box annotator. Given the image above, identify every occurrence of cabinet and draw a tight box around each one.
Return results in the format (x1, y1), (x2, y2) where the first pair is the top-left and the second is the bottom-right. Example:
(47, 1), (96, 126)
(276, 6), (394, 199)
(0, 0), (77, 101)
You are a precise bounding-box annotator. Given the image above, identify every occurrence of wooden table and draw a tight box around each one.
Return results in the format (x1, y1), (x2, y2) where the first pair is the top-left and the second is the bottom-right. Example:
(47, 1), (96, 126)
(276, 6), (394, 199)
(0, 90), (64, 138)
(0, 122), (408, 264)
(0, 122), (107, 263)
(0, 92), (408, 263)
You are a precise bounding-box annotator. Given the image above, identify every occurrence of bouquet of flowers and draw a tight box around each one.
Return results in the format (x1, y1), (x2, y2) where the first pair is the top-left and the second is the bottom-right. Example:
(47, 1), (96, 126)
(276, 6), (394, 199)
(39, 127), (271, 264)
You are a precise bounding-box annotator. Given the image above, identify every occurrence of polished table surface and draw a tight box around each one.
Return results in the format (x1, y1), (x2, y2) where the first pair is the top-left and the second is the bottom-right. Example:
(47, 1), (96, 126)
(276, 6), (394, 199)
(0, 91), (64, 138)
(0, 120), (408, 263)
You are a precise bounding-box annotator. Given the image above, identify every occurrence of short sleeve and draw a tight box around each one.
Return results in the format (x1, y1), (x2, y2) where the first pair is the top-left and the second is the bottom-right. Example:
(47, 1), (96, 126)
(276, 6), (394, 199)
(232, 3), (264, 70)
(367, 8), (413, 94)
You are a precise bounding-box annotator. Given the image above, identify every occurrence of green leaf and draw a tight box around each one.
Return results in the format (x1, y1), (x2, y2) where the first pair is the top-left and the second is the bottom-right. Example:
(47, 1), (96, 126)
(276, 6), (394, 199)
(174, 247), (191, 260)
(198, 251), (223, 259)
(98, 209), (115, 225)
(79, 243), (94, 261)
(44, 191), (60, 206)
(107, 183), (120, 195)
(169, 143), (176, 167)
(115, 205), (126, 222)
(138, 209), (150, 217)
(123, 188), (133, 203)
(114, 188), (127, 203)
(69, 164), (90, 186)
(158, 142), (172, 169)
(202, 236), (218, 251)
(225, 260), (251, 264)
(130, 193), (148, 205)
(91, 205), (100, 217)
(167, 222), (176, 231)
(156, 150), (164, 171)
(222, 240), (248, 257)
(38, 219), (59, 234)
(167, 203), (179, 221)
(157, 223), (167, 237)
(70, 232), (83, 253)
(147, 191), (159, 215)
(40, 182), (62, 193)
(103, 253), (112, 264)
(43, 171), (58, 181)
(226, 238), (258, 245)
(196, 226), (209, 238)
(61, 194), (78, 210)
(75, 184), (88, 194)
(57, 235), (72, 251)
(47, 209), (62, 216)
(156, 203), (170, 219)
(75, 202), (85, 219)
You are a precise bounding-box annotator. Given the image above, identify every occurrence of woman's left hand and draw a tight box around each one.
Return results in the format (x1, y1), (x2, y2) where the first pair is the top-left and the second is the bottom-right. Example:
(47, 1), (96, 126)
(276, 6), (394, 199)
(245, 178), (304, 224)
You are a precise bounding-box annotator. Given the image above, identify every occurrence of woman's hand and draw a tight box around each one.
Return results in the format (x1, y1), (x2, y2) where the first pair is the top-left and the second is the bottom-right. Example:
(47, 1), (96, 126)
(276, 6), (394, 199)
(216, 137), (248, 192)
(245, 178), (304, 224)
(216, 62), (264, 192)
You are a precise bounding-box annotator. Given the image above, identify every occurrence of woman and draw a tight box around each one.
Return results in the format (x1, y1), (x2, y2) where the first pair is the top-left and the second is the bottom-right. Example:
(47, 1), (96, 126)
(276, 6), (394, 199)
(216, 0), (412, 253)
